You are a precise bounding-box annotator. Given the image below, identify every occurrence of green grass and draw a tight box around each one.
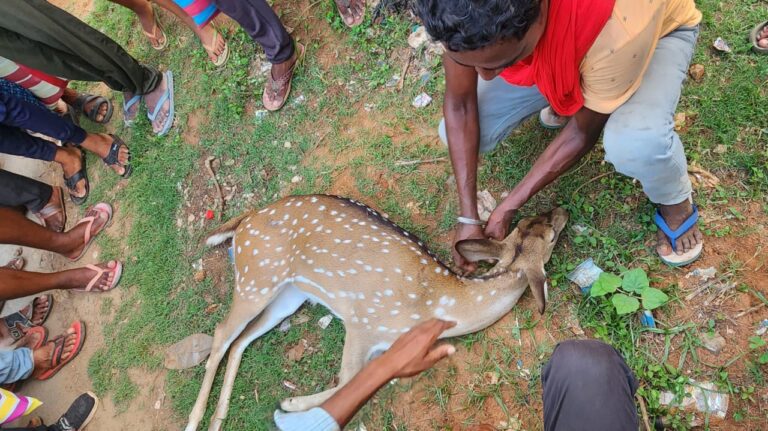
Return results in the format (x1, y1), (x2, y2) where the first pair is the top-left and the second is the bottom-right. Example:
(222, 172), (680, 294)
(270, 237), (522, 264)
(71, 0), (768, 429)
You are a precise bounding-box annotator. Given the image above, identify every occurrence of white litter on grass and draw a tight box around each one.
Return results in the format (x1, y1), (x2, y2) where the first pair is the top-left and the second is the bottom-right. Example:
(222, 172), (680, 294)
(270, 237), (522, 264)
(713, 37), (732, 53)
(685, 266), (717, 282)
(412, 93), (432, 108)
(318, 314), (333, 329)
(291, 175), (303, 184)
(254, 110), (268, 120)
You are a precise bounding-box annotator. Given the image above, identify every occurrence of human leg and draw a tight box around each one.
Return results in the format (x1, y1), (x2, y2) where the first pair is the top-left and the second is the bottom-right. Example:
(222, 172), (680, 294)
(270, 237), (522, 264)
(0, 263), (121, 300)
(0, 348), (33, 384)
(108, 0), (168, 49)
(603, 27), (701, 264)
(438, 77), (549, 154)
(541, 339), (638, 431)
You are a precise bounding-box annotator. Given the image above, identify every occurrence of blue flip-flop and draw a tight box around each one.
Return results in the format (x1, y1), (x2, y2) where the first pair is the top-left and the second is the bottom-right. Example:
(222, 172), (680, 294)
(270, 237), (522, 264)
(122, 94), (141, 127)
(654, 205), (703, 267)
(147, 70), (175, 136)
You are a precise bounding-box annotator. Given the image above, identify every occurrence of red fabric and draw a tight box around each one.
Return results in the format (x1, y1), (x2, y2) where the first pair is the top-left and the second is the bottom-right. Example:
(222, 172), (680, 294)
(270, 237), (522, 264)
(500, 0), (614, 116)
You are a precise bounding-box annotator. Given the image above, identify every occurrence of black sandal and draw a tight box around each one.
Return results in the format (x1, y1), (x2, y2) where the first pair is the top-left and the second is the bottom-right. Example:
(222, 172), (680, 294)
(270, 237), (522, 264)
(2, 294), (53, 342)
(64, 147), (89, 206)
(102, 134), (132, 179)
(72, 94), (113, 124)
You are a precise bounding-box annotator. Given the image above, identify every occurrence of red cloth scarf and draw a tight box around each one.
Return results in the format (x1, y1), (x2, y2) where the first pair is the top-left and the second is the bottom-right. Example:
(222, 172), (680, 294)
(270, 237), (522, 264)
(499, 0), (615, 116)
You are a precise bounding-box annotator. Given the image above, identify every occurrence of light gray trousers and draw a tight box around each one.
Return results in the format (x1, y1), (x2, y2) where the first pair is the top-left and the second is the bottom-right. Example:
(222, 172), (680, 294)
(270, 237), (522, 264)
(439, 27), (699, 206)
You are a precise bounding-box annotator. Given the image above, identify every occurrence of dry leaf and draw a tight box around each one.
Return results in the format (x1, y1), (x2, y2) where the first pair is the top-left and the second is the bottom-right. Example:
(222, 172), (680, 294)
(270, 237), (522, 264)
(688, 163), (720, 189)
(204, 303), (220, 315)
(674, 112), (687, 131)
(286, 342), (306, 362)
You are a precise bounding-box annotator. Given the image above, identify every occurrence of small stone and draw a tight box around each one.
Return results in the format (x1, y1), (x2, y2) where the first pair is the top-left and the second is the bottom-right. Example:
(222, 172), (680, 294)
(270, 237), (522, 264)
(385, 74), (400, 88)
(193, 270), (206, 282)
(713, 144), (727, 154)
(364, 103), (375, 112)
(713, 37), (732, 53)
(412, 93), (432, 108)
(408, 26), (429, 49)
(477, 190), (497, 221)
(187, 214), (196, 223)
(318, 314), (333, 329)
(284, 141), (292, 148)
(286, 340), (306, 362)
(292, 94), (306, 106)
(291, 175), (302, 184)
(700, 331), (726, 354)
(688, 64), (705, 82)
(278, 319), (292, 332)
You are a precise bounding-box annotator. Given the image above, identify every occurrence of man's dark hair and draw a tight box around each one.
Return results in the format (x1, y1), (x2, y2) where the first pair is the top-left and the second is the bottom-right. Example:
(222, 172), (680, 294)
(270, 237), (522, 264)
(415, 0), (542, 52)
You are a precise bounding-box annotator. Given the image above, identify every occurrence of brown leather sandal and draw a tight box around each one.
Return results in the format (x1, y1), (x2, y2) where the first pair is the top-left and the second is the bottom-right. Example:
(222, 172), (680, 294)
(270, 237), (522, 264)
(262, 43), (305, 112)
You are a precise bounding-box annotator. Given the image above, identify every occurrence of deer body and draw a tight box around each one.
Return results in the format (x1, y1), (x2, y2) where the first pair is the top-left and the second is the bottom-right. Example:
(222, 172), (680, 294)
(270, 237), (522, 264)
(185, 195), (567, 431)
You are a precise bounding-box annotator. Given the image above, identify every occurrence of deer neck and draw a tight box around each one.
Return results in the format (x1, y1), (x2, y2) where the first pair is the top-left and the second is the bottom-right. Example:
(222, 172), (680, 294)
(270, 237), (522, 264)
(428, 269), (528, 338)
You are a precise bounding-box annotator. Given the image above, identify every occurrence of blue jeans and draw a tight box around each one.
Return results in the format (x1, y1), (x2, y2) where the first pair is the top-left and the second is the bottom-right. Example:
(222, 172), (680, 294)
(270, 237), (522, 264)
(0, 88), (86, 162)
(439, 27), (699, 206)
(0, 348), (33, 384)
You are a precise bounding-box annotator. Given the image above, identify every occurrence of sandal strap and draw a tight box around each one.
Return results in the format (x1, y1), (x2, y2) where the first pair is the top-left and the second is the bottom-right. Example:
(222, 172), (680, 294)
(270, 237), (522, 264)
(75, 215), (97, 248)
(102, 135), (130, 166)
(84, 264), (106, 292)
(653, 205), (699, 253)
(64, 169), (86, 190)
(48, 335), (67, 368)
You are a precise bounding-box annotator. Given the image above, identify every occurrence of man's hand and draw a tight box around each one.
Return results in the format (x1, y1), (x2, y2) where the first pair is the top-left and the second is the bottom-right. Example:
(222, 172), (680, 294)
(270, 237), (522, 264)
(453, 224), (486, 273)
(485, 207), (518, 240)
(377, 319), (457, 378)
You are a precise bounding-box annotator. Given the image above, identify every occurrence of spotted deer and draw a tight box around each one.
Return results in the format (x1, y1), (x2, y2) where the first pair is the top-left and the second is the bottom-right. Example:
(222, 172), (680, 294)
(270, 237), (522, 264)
(185, 194), (568, 431)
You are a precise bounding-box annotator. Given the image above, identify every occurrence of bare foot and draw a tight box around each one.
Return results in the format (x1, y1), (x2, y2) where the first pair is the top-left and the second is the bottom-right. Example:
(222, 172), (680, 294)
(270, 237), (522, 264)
(335, 0), (365, 26)
(17, 327), (46, 349)
(143, 73), (173, 135)
(55, 146), (87, 198)
(16, 296), (51, 327)
(31, 328), (78, 378)
(123, 91), (140, 124)
(198, 25), (226, 63)
(656, 199), (703, 256)
(63, 207), (110, 260)
(68, 261), (121, 292)
(80, 133), (129, 176)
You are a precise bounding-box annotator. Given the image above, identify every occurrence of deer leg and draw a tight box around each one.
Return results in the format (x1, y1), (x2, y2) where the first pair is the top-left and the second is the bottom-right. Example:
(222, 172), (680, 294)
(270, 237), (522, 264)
(184, 302), (261, 431)
(280, 329), (374, 412)
(208, 285), (308, 431)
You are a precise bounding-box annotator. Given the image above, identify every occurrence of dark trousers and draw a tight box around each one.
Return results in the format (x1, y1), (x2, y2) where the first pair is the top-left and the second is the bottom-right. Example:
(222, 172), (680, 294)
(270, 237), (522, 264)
(0, 91), (86, 162)
(0, 169), (52, 212)
(542, 340), (639, 431)
(213, 0), (293, 63)
(0, 0), (160, 95)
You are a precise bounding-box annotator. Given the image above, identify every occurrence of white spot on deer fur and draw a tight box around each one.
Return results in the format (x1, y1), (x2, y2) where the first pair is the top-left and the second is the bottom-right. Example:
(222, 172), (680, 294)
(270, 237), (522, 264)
(258, 208), (269, 214)
(408, 293), (417, 299)
(422, 282), (428, 287)
(375, 292), (382, 297)
(434, 267), (441, 274)
(367, 308), (375, 314)
(375, 268), (384, 273)
(282, 214), (289, 221)
(357, 243), (364, 248)
(354, 260), (364, 265)
(307, 259), (314, 264)
(252, 249), (259, 256)
(443, 269), (450, 276)
(311, 197), (318, 203)
(420, 258), (428, 265)
(295, 201), (302, 207)
(348, 269), (358, 275)
(390, 310), (399, 315)
(357, 293), (365, 299)
(243, 266), (249, 273)
(237, 246), (242, 254)
(272, 276), (279, 283)
(405, 276), (413, 282)
(490, 290), (497, 296)
(318, 205), (326, 211)
(364, 265), (372, 272)
(434, 308), (446, 317)
(269, 209), (276, 215)
(275, 247), (283, 252)
(292, 219), (298, 226)
(426, 300), (433, 305)
(330, 210), (338, 215)
(410, 314), (421, 320)
(377, 326), (388, 332)
(362, 318), (369, 324)
(371, 226), (378, 230)
(314, 268), (324, 274)
(325, 271), (333, 277)
(311, 219), (318, 224)
(394, 268), (402, 274)
(476, 295), (484, 302)
(381, 249), (389, 253)
(384, 289), (393, 296)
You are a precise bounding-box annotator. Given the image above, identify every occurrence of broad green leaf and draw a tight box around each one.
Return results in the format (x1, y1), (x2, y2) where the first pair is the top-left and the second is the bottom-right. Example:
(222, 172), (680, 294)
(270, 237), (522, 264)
(622, 268), (650, 293)
(612, 294), (640, 315)
(590, 272), (622, 297)
(641, 288), (669, 310)
(749, 336), (767, 350)
(759, 351), (768, 365)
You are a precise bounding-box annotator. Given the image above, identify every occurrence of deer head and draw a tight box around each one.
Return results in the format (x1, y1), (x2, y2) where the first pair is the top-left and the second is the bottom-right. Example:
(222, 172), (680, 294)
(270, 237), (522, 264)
(455, 207), (568, 314)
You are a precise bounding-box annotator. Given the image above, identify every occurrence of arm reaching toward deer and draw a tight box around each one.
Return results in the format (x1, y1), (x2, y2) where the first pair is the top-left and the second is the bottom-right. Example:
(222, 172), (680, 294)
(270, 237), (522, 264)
(275, 319), (457, 431)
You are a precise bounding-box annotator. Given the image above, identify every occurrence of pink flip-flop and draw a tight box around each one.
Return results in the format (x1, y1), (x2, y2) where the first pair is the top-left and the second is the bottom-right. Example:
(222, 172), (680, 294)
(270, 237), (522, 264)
(69, 203), (113, 261)
(74, 261), (123, 293)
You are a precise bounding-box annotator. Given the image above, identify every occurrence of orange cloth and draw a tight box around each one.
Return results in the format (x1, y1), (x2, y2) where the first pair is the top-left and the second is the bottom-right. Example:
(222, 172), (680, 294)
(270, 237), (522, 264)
(500, 0), (615, 116)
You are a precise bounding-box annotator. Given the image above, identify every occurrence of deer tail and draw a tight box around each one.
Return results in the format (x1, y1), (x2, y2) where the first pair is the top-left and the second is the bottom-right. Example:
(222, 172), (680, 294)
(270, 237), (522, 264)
(204, 214), (249, 247)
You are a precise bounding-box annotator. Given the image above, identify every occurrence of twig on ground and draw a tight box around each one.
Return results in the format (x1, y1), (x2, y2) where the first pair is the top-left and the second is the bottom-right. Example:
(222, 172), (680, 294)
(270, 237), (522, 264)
(735, 303), (766, 319)
(205, 156), (224, 221)
(636, 394), (653, 431)
(684, 273), (733, 301)
(571, 172), (613, 196)
(394, 157), (447, 167)
(398, 54), (412, 91)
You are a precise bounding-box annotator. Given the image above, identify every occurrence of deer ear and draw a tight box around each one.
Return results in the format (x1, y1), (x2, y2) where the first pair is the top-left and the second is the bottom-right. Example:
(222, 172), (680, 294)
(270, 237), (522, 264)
(524, 266), (548, 314)
(455, 239), (505, 262)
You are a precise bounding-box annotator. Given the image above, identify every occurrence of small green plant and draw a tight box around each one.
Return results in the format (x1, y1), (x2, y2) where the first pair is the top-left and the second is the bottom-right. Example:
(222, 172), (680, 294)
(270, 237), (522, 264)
(748, 336), (768, 364)
(589, 269), (669, 315)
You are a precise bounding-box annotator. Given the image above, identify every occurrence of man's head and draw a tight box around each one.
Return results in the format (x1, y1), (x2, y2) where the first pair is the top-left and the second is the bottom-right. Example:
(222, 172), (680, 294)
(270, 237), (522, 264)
(415, 0), (548, 80)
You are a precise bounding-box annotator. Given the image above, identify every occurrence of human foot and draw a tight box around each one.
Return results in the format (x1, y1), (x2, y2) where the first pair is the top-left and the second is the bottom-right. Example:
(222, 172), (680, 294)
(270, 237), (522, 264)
(263, 44), (304, 111)
(122, 92), (141, 126)
(199, 25), (228, 66)
(33, 321), (86, 380)
(655, 199), (704, 266)
(70, 261), (122, 292)
(63, 88), (112, 124)
(335, 0), (365, 27)
(55, 146), (88, 204)
(17, 326), (47, 350)
(35, 186), (67, 233)
(80, 133), (131, 177)
(143, 71), (175, 136)
(18, 295), (52, 327)
(64, 203), (112, 261)
(137, 5), (167, 50)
